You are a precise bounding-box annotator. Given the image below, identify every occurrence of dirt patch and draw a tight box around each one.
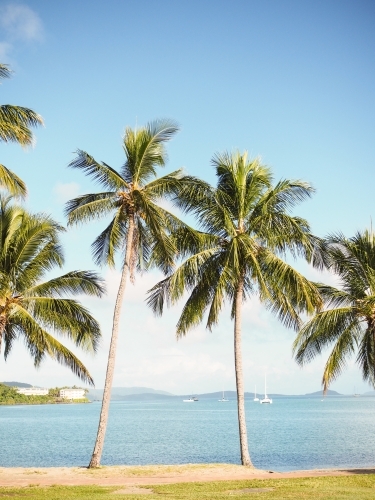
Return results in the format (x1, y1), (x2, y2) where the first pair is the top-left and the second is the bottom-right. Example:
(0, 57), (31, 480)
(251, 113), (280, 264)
(0, 464), (374, 487)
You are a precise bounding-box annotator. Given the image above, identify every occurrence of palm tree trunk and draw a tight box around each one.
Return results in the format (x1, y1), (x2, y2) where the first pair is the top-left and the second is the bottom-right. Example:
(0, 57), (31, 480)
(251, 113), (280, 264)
(88, 217), (135, 468)
(234, 274), (253, 467)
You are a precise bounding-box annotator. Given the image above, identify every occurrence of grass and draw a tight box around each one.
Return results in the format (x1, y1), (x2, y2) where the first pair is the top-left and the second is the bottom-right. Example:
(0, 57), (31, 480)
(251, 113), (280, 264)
(1, 475), (375, 499)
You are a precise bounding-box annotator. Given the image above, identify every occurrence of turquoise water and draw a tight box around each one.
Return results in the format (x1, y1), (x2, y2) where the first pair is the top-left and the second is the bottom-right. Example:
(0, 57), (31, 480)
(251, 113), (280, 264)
(1, 397), (375, 471)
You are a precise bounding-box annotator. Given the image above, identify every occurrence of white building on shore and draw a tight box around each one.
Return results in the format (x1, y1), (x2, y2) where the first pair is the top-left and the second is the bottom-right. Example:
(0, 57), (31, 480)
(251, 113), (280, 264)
(59, 388), (86, 399)
(16, 387), (48, 396)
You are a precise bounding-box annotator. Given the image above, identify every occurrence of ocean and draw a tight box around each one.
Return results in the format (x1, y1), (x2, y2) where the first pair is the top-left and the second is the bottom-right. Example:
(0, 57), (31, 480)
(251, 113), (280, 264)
(1, 396), (374, 471)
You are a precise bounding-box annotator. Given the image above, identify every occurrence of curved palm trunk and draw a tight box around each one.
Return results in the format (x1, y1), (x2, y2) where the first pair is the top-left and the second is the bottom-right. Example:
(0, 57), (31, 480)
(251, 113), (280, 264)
(234, 275), (253, 467)
(88, 218), (135, 468)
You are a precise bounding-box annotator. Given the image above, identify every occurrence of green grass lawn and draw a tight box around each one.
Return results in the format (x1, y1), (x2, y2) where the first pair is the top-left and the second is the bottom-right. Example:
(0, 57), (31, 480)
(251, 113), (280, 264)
(1, 475), (375, 499)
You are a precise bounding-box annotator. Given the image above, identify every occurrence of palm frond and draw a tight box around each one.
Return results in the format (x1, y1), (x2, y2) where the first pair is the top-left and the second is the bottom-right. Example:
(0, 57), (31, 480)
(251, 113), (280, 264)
(26, 270), (106, 298)
(91, 208), (128, 267)
(0, 164), (27, 198)
(68, 150), (126, 191)
(293, 308), (360, 365)
(65, 192), (117, 226)
(123, 119), (179, 185)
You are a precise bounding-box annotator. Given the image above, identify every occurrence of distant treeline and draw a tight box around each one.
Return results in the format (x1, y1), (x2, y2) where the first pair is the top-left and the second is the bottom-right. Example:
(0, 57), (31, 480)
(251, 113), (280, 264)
(0, 384), (89, 405)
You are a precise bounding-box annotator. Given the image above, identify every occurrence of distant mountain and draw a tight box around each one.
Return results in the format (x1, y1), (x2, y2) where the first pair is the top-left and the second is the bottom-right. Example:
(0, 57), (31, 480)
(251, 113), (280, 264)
(87, 386), (174, 401)
(2, 381), (33, 388)
(304, 390), (342, 396)
(87, 388), (344, 402)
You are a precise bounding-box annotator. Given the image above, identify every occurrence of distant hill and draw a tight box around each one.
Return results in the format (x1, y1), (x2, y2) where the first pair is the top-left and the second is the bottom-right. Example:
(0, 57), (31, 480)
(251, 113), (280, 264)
(304, 390), (342, 396)
(87, 386), (174, 401)
(2, 381), (33, 388)
(87, 388), (344, 402)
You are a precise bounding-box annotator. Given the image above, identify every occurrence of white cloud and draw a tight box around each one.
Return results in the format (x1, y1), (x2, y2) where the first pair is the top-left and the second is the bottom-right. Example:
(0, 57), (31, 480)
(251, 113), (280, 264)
(0, 4), (43, 42)
(53, 181), (80, 203)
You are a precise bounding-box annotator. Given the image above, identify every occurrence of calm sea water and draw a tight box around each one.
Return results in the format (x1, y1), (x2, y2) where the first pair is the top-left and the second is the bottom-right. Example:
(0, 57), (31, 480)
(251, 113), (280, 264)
(1, 397), (375, 471)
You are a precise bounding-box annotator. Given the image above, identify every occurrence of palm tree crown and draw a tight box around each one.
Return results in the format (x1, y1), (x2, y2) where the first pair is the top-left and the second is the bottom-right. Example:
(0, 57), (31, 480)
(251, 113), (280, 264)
(148, 151), (323, 466)
(0, 195), (105, 385)
(65, 118), (185, 467)
(294, 229), (375, 391)
(65, 119), (183, 273)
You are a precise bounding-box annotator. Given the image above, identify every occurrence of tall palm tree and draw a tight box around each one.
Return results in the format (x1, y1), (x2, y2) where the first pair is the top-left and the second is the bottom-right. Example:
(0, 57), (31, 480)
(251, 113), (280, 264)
(0, 63), (43, 198)
(0, 195), (105, 384)
(65, 118), (186, 467)
(147, 151), (323, 466)
(293, 229), (375, 391)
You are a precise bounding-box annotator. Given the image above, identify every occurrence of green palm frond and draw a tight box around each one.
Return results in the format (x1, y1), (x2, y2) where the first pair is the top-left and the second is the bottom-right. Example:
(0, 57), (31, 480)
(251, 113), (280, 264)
(20, 298), (101, 352)
(20, 310), (95, 385)
(147, 150), (320, 337)
(0, 164), (27, 198)
(357, 328), (375, 386)
(294, 227), (375, 389)
(321, 326), (357, 391)
(65, 192), (117, 226)
(261, 252), (322, 327)
(122, 119), (179, 185)
(26, 271), (106, 298)
(293, 308), (360, 365)
(0, 105), (43, 146)
(144, 169), (184, 199)
(0, 195), (104, 384)
(91, 208), (128, 267)
(68, 151), (126, 191)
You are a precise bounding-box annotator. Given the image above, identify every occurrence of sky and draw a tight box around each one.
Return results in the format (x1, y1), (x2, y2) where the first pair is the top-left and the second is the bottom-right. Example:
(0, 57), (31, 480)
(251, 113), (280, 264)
(0, 0), (374, 395)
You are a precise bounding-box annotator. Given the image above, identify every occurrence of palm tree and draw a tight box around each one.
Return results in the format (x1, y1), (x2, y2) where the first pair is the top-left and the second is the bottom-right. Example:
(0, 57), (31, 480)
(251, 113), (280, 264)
(0, 63), (43, 198)
(65, 118), (186, 467)
(147, 151), (323, 466)
(0, 195), (105, 384)
(293, 229), (375, 391)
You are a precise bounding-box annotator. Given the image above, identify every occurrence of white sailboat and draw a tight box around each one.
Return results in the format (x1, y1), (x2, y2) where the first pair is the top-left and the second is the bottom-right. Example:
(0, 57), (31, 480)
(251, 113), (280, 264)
(218, 390), (229, 402)
(253, 385), (259, 402)
(260, 374), (272, 404)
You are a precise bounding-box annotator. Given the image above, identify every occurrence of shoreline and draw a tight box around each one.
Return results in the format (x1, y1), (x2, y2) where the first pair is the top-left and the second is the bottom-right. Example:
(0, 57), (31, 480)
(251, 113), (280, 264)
(1, 464), (374, 487)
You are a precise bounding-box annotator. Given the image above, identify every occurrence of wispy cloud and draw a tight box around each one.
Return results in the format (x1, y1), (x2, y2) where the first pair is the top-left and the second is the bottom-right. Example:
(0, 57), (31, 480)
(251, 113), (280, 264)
(0, 4), (43, 42)
(0, 3), (43, 61)
(53, 182), (80, 203)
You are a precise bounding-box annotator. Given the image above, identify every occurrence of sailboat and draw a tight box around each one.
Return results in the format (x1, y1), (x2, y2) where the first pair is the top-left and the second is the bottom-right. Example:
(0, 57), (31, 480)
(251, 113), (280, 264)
(260, 374), (272, 404)
(218, 390), (229, 402)
(253, 385), (259, 402)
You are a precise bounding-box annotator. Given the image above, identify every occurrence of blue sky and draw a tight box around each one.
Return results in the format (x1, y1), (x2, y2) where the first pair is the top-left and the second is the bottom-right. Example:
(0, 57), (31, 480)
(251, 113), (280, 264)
(1, 1), (374, 394)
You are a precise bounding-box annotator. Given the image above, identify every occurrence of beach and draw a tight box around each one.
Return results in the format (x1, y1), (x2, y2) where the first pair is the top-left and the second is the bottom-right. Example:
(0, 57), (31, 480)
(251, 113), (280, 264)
(1, 464), (375, 487)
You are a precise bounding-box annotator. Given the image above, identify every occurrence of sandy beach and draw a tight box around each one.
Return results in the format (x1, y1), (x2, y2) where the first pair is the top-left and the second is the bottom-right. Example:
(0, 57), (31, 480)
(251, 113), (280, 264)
(1, 464), (374, 488)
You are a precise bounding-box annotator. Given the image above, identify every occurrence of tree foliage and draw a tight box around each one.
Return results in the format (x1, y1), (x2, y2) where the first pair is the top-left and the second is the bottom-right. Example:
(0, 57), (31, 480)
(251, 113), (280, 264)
(147, 151), (323, 466)
(0, 195), (105, 385)
(0, 63), (44, 198)
(293, 229), (375, 391)
(148, 151), (323, 333)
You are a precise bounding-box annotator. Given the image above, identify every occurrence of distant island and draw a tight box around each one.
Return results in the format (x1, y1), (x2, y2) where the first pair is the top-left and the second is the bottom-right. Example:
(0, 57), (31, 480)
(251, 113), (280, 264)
(0, 382), (90, 405)
(2, 382), (362, 405)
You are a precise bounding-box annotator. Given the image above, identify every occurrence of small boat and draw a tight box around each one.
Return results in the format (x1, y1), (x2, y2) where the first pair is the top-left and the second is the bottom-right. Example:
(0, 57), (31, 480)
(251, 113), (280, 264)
(218, 390), (229, 402)
(253, 385), (259, 402)
(260, 374), (272, 404)
(183, 396), (198, 402)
